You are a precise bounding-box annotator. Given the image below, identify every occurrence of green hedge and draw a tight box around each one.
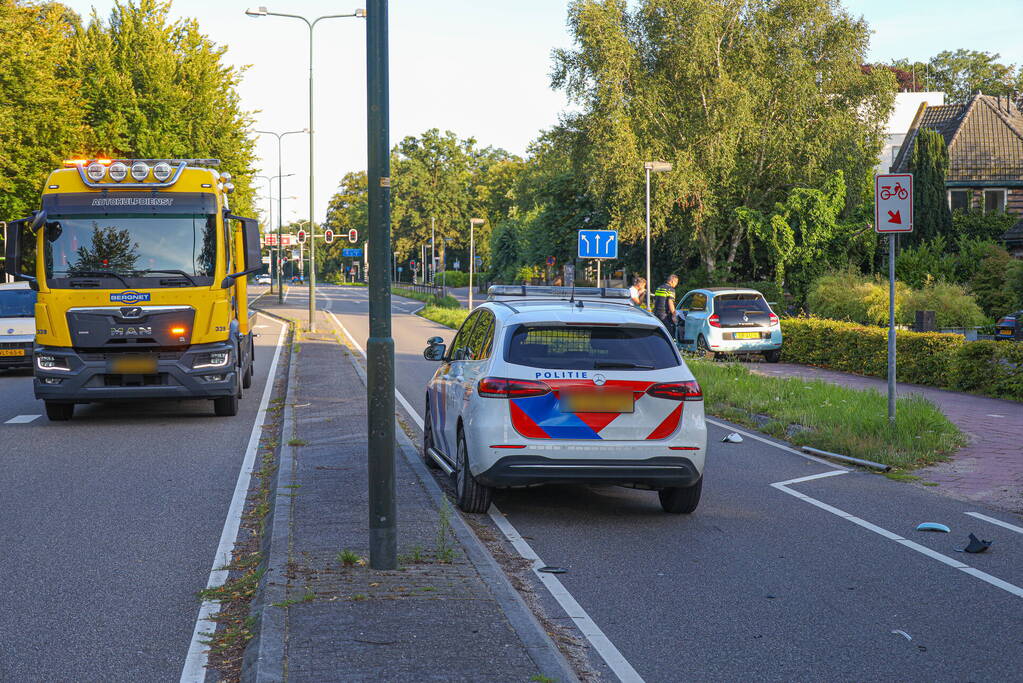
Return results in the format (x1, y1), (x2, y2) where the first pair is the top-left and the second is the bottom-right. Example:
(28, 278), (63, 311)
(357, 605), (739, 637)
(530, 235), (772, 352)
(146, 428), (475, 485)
(436, 270), (470, 288)
(780, 318), (1022, 401)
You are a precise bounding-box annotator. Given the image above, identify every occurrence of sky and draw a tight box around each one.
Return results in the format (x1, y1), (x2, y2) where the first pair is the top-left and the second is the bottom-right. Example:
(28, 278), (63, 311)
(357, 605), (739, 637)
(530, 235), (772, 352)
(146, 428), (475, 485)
(60, 0), (1023, 224)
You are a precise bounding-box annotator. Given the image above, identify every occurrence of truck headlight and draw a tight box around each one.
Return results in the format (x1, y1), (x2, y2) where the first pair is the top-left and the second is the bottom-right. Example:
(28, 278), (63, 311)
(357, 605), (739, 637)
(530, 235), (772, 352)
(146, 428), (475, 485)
(193, 351), (230, 369)
(37, 354), (70, 371)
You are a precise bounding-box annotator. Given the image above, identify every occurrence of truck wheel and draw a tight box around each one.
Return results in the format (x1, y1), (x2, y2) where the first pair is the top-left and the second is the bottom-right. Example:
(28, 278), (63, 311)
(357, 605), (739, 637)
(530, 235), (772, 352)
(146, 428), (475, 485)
(45, 401), (74, 421)
(455, 430), (492, 513)
(242, 360), (253, 389)
(659, 477), (702, 514)
(214, 394), (239, 417)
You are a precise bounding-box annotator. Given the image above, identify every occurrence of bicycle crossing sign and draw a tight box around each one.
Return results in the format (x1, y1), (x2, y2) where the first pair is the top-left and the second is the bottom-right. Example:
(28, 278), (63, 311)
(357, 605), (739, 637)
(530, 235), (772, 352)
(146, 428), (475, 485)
(578, 229), (618, 259)
(875, 174), (913, 233)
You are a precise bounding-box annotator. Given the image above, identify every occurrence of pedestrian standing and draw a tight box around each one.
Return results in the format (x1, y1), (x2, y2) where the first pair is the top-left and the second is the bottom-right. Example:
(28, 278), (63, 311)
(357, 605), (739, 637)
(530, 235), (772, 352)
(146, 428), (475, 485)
(629, 276), (647, 307)
(653, 274), (680, 339)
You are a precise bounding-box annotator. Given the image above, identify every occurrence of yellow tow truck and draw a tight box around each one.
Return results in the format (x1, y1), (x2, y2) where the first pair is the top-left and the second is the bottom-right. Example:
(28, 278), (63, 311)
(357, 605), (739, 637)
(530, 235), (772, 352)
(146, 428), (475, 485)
(3, 158), (261, 420)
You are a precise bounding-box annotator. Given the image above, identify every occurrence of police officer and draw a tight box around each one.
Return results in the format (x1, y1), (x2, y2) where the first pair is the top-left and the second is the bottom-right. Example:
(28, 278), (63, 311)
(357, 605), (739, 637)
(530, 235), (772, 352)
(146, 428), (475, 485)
(653, 273), (679, 339)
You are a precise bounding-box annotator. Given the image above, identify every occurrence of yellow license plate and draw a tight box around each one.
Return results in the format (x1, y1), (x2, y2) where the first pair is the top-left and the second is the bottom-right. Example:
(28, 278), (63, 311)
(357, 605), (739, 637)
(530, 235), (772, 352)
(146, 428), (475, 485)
(562, 391), (634, 414)
(0, 349), (26, 357)
(735, 332), (761, 339)
(110, 355), (158, 374)
(1000, 329), (1013, 336)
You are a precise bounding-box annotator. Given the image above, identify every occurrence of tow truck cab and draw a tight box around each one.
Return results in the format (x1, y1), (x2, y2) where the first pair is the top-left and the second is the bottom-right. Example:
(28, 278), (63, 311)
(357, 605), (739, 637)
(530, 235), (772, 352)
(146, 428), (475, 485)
(3, 158), (262, 420)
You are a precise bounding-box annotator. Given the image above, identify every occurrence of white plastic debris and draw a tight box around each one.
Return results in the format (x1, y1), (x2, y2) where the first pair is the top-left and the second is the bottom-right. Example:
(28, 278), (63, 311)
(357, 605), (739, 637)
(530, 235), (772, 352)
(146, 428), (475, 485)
(721, 433), (744, 444)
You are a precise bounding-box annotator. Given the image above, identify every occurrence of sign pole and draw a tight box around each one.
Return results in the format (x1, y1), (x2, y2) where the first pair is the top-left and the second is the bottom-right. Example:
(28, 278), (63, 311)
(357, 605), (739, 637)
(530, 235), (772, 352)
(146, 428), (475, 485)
(596, 260), (601, 288)
(366, 0), (396, 570)
(888, 233), (896, 424)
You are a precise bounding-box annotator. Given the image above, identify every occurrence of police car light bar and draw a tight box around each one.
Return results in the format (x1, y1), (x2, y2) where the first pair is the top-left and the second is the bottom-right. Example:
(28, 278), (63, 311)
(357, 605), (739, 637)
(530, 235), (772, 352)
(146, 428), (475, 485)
(63, 158), (222, 190)
(487, 285), (632, 303)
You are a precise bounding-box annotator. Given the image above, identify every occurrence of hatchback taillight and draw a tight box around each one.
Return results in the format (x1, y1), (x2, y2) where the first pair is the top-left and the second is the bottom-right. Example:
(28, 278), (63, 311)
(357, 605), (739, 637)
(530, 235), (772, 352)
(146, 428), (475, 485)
(478, 377), (551, 398)
(646, 381), (702, 401)
(708, 314), (721, 328)
(769, 313), (779, 326)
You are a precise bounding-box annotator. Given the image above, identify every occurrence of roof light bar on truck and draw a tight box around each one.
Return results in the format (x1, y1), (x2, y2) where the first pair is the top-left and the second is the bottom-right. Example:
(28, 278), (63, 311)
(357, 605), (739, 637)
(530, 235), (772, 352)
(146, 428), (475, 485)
(62, 158), (221, 189)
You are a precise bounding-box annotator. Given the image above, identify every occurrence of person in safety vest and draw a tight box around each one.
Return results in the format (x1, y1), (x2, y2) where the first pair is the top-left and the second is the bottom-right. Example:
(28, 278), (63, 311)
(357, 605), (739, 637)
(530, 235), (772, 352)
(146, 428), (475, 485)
(652, 274), (679, 338)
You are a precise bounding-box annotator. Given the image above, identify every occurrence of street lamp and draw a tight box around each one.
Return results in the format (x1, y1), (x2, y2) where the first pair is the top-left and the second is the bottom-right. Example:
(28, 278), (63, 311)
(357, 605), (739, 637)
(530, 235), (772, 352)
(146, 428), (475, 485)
(254, 129), (306, 304)
(643, 161), (672, 309)
(468, 218), (484, 310)
(246, 7), (366, 330)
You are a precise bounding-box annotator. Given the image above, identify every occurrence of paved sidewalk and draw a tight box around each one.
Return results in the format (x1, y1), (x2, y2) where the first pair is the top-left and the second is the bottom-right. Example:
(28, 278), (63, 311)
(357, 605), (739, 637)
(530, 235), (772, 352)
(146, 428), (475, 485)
(244, 303), (573, 682)
(752, 362), (1023, 512)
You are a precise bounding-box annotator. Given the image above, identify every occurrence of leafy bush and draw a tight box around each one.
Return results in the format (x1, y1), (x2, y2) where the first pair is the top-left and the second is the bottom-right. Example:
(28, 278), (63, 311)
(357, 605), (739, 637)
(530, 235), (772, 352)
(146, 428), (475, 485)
(952, 210), (1018, 241)
(807, 270), (985, 327)
(969, 246), (1019, 319)
(780, 318), (1022, 401)
(895, 237), (957, 288)
(435, 270), (469, 288)
(418, 305), (470, 329)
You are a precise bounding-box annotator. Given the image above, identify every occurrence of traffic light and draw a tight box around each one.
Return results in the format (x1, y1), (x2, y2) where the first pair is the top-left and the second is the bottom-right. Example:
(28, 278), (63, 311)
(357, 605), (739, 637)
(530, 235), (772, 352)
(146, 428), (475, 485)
(324, 229), (334, 244)
(297, 229), (307, 244)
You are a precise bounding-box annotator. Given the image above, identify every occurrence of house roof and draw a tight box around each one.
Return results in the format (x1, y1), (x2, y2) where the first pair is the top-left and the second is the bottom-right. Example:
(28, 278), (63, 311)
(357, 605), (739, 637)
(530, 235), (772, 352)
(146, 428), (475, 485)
(891, 93), (1023, 182)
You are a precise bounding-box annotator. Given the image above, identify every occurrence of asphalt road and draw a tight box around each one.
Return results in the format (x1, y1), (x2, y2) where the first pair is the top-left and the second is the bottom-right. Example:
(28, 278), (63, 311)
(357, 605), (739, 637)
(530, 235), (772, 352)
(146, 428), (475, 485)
(0, 288), (285, 681)
(317, 284), (1023, 683)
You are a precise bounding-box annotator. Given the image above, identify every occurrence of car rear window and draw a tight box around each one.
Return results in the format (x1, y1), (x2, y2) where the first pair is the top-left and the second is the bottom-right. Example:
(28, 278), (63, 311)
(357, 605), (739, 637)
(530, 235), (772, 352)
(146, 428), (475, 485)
(506, 325), (679, 370)
(0, 290), (36, 317)
(715, 294), (771, 313)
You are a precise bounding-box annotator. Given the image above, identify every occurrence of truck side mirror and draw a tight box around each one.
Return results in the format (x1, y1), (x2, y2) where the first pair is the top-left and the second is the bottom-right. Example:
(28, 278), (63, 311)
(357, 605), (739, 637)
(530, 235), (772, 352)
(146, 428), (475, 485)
(3, 218), (36, 284)
(221, 214), (263, 288)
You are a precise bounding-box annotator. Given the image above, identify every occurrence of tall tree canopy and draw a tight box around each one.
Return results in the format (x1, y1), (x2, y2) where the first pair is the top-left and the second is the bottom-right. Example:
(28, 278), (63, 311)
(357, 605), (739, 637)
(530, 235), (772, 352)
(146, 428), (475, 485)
(552, 0), (894, 276)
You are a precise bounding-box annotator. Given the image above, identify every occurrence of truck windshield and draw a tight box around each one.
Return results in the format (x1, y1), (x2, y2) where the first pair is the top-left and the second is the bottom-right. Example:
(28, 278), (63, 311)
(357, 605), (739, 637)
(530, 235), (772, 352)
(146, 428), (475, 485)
(43, 213), (218, 282)
(0, 289), (36, 317)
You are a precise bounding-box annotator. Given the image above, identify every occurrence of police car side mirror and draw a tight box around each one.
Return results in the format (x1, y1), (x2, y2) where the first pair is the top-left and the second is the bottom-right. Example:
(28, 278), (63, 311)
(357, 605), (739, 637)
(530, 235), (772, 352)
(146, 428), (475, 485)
(424, 343), (446, 361)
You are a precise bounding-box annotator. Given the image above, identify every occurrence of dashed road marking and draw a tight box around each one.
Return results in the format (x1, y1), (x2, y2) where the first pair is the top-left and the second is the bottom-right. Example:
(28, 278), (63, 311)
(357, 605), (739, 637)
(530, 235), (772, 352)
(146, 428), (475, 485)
(966, 511), (1023, 536)
(5, 414), (41, 424)
(772, 472), (1023, 599)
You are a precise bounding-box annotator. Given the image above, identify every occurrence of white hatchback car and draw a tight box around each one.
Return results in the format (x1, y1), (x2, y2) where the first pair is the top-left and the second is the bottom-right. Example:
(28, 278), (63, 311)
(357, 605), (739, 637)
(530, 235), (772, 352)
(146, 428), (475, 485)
(423, 286), (707, 514)
(0, 282), (36, 371)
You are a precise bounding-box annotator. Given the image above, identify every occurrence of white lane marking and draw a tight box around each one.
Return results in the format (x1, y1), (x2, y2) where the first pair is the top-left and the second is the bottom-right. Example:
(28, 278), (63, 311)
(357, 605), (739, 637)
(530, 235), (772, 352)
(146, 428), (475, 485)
(986, 414), (1005, 418)
(5, 414), (40, 424)
(705, 418), (849, 470)
(324, 303), (641, 681)
(488, 508), (644, 683)
(179, 314), (288, 682)
(772, 474), (1023, 599)
(966, 511), (1023, 535)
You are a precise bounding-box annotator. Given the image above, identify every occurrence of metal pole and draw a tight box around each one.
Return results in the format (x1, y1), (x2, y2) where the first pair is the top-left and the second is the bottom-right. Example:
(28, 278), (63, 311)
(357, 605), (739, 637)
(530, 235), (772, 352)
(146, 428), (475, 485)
(469, 220), (474, 310)
(430, 217), (435, 284)
(645, 167), (652, 309)
(277, 138), (284, 304)
(306, 23), (317, 331)
(366, 0), (396, 570)
(887, 233), (897, 423)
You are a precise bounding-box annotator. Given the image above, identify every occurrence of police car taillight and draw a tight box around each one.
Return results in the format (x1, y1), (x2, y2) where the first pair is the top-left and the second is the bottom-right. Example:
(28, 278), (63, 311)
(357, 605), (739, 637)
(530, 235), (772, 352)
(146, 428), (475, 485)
(478, 377), (551, 399)
(646, 381), (702, 401)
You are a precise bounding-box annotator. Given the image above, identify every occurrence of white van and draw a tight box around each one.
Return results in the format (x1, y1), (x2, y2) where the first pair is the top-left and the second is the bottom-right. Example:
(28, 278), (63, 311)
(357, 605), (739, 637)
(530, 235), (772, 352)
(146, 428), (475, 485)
(0, 282), (36, 370)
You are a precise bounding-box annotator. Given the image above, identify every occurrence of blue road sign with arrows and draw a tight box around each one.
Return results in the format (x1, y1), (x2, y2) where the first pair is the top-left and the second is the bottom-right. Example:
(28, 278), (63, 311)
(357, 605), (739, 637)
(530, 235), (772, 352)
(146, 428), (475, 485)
(342, 248), (363, 257)
(578, 229), (618, 259)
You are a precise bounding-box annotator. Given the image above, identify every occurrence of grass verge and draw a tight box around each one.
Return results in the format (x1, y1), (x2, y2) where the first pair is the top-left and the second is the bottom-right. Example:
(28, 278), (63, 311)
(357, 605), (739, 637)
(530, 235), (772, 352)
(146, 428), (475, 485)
(418, 304), (470, 329)
(688, 358), (965, 469)
(391, 286), (461, 309)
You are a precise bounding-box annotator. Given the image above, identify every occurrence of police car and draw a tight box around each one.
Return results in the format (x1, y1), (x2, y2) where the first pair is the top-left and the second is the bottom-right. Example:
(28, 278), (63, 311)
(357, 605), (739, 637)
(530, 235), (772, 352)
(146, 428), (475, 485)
(422, 285), (707, 514)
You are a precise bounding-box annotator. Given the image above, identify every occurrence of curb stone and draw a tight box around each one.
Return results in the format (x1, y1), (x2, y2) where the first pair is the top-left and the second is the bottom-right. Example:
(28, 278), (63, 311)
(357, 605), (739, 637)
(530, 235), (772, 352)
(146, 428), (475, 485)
(341, 340), (580, 683)
(242, 311), (297, 683)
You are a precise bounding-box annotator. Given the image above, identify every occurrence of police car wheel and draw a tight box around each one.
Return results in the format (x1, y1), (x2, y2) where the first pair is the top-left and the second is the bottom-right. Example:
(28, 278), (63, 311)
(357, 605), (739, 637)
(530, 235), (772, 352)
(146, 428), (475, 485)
(44, 401), (74, 421)
(422, 402), (440, 470)
(659, 477), (702, 514)
(455, 430), (492, 514)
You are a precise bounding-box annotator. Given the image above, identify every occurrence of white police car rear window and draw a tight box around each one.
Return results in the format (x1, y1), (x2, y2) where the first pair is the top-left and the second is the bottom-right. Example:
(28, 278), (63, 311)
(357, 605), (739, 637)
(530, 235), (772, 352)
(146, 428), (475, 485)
(507, 325), (678, 370)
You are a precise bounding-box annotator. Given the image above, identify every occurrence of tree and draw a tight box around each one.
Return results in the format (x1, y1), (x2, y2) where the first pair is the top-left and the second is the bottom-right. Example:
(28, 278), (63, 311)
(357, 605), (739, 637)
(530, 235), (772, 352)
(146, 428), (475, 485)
(908, 128), (952, 243)
(71, 225), (140, 272)
(76, 0), (257, 215)
(320, 171), (367, 276)
(552, 0), (894, 277)
(928, 50), (1020, 104)
(0, 1), (85, 219)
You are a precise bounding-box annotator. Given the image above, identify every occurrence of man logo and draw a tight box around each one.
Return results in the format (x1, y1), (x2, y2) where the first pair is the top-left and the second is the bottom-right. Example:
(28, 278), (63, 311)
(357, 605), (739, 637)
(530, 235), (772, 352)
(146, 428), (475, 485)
(110, 291), (151, 304)
(120, 306), (144, 319)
